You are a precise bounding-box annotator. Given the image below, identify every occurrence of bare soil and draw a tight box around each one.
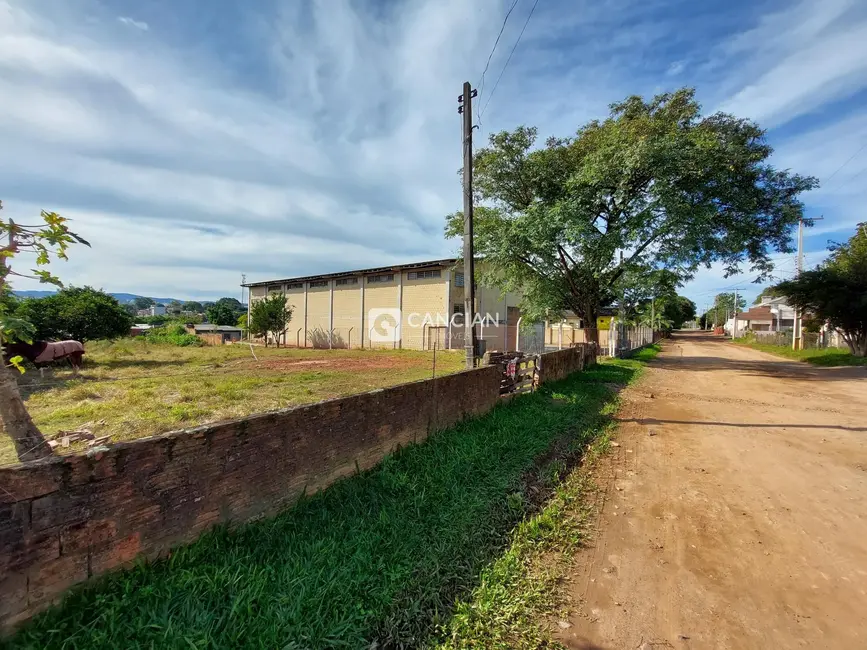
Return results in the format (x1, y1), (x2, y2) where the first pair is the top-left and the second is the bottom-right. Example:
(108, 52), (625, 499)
(557, 332), (867, 650)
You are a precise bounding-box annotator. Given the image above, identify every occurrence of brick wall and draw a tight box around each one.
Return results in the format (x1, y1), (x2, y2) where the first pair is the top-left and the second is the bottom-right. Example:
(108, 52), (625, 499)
(0, 365), (502, 628)
(538, 343), (597, 384)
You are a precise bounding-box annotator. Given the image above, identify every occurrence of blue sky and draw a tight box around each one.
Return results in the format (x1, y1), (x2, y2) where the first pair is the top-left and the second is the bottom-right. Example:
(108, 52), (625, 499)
(1, 0), (866, 304)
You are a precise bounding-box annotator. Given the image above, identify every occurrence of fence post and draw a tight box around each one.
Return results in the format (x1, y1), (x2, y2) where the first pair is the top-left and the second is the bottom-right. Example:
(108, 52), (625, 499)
(515, 316), (522, 352)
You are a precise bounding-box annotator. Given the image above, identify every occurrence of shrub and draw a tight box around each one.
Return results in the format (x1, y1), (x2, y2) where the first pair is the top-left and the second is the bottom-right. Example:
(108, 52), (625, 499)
(307, 327), (346, 349)
(144, 325), (203, 347)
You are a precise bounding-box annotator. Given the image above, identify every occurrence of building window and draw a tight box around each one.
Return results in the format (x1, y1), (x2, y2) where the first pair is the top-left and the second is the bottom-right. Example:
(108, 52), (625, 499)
(407, 269), (442, 280)
(455, 272), (464, 287)
(309, 280), (329, 288)
(268, 285), (283, 294)
(335, 277), (358, 286)
(286, 282), (303, 290)
(367, 274), (394, 284)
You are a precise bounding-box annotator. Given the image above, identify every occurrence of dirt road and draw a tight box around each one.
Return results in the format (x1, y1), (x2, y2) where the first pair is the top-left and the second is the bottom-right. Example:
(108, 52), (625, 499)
(558, 333), (867, 650)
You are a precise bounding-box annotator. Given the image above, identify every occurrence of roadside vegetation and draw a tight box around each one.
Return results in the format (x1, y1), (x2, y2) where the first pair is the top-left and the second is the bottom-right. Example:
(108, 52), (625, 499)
(5, 347), (659, 650)
(732, 337), (867, 367)
(0, 341), (464, 465)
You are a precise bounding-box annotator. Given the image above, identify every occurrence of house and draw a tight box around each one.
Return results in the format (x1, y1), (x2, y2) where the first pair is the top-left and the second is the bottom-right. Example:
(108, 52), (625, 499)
(544, 307), (617, 347)
(130, 323), (155, 336)
(243, 258), (522, 351)
(730, 296), (797, 333)
(136, 304), (167, 317)
(188, 324), (243, 344)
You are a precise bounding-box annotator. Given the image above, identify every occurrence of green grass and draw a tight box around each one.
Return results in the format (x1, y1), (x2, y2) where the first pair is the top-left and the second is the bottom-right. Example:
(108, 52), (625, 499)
(1, 340), (464, 465)
(732, 338), (867, 366)
(4, 347), (660, 650)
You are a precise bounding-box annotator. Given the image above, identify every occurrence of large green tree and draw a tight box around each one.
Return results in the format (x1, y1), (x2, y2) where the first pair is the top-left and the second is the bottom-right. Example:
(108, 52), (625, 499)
(647, 294), (696, 330)
(206, 297), (245, 326)
(133, 296), (155, 310)
(15, 287), (133, 341)
(445, 89), (817, 343)
(703, 292), (747, 327)
(777, 224), (867, 356)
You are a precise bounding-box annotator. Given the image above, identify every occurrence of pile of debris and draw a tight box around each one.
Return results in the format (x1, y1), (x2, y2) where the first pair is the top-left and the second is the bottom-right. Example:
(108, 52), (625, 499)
(484, 351), (539, 396)
(46, 420), (112, 450)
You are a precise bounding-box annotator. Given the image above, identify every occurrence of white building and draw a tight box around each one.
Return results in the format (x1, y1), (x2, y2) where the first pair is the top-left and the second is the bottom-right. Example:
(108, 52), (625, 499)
(136, 304), (167, 317)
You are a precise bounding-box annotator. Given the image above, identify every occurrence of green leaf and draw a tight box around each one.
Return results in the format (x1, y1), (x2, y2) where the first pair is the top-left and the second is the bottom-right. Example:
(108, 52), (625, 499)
(8, 355), (26, 373)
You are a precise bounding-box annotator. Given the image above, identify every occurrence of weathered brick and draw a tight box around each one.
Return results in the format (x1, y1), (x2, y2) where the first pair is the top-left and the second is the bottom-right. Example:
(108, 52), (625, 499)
(0, 529), (59, 573)
(0, 573), (27, 619)
(0, 461), (63, 503)
(28, 553), (88, 605)
(30, 491), (91, 532)
(59, 519), (117, 555)
(89, 532), (142, 575)
(0, 364), (521, 629)
(538, 344), (596, 383)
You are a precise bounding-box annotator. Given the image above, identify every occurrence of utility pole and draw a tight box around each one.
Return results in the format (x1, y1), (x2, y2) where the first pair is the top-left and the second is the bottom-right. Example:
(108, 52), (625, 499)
(732, 288), (738, 339)
(459, 81), (477, 369)
(240, 273), (246, 305)
(792, 216), (823, 350)
(650, 296), (655, 332)
(792, 218), (804, 350)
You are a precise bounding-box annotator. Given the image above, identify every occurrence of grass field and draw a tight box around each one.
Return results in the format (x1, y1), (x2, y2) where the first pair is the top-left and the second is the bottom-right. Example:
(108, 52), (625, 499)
(0, 340), (463, 466)
(732, 338), (866, 367)
(4, 347), (659, 650)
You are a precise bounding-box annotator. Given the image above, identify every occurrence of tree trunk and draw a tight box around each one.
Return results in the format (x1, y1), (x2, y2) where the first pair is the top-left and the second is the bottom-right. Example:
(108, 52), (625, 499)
(0, 364), (52, 462)
(578, 306), (600, 348)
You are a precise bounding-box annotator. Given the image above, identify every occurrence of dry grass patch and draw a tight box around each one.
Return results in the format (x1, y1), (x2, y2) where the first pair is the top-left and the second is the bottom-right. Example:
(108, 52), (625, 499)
(1, 339), (463, 465)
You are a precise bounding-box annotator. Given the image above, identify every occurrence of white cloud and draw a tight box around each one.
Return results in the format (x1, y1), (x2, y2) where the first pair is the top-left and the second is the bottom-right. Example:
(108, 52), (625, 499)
(0, 0), (865, 303)
(713, 0), (867, 126)
(117, 16), (148, 31)
(666, 61), (685, 76)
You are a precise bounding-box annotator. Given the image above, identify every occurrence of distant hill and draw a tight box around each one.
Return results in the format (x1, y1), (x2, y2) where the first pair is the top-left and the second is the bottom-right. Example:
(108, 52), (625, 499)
(13, 290), (188, 304)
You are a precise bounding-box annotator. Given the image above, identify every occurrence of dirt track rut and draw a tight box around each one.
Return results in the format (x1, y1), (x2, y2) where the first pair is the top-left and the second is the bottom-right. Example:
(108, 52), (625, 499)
(557, 333), (867, 650)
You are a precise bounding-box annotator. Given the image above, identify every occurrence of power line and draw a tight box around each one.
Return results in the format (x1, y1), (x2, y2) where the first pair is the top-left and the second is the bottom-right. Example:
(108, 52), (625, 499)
(827, 162), (867, 195)
(479, 0), (541, 120)
(476, 0), (522, 125)
(823, 141), (867, 186)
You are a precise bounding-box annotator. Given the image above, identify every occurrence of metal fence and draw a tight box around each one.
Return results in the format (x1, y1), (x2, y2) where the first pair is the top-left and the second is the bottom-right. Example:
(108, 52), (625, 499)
(606, 323), (661, 357)
(750, 330), (848, 350)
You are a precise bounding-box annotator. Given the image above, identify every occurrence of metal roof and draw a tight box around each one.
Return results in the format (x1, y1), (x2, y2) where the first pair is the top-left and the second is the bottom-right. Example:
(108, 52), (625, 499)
(194, 325), (243, 332)
(242, 258), (460, 288)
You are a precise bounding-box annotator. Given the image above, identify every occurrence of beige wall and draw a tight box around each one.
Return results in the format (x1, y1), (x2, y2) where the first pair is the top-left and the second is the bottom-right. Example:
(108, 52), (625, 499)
(305, 283), (331, 343)
(362, 275), (400, 349)
(400, 269), (449, 350)
(246, 261), (523, 350)
(284, 285), (306, 347)
(448, 265), (523, 352)
(332, 281), (361, 348)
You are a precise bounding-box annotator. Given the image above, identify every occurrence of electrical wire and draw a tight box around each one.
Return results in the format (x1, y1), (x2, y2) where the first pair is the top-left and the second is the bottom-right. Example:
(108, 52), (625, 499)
(823, 141), (867, 186)
(826, 163), (867, 195)
(476, 0), (522, 125)
(479, 0), (542, 120)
